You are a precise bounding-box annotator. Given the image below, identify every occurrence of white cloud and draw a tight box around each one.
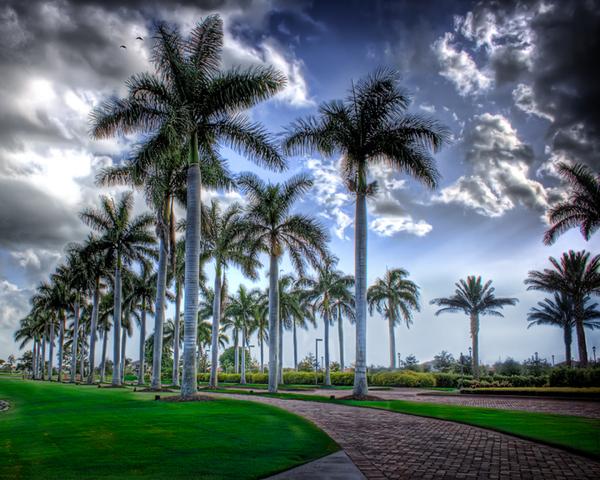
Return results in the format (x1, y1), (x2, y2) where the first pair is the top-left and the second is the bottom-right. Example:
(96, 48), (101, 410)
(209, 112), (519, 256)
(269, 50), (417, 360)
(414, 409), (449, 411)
(432, 32), (492, 96)
(435, 113), (551, 217)
(512, 83), (553, 121)
(370, 217), (432, 237)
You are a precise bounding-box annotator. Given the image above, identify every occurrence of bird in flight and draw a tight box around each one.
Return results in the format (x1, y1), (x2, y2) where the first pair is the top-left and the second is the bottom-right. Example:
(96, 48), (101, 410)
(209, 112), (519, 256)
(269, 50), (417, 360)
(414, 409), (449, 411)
(120, 45), (127, 49)
(136, 36), (144, 40)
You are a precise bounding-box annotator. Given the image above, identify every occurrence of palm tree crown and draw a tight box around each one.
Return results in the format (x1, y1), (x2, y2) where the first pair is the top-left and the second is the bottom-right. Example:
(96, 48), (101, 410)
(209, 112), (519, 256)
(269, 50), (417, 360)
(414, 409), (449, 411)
(544, 162), (600, 244)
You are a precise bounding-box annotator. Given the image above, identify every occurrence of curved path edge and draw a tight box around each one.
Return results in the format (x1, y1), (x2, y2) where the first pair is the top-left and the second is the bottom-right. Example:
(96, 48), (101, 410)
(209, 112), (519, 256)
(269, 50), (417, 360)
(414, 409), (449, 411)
(217, 393), (600, 480)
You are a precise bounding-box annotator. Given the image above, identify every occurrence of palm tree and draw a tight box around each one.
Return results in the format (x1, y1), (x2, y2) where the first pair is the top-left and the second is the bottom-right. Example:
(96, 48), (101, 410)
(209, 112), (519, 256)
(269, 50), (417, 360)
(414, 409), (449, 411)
(124, 264), (156, 385)
(80, 192), (155, 386)
(97, 292), (113, 383)
(331, 276), (355, 371)
(284, 69), (448, 397)
(225, 285), (258, 384)
(30, 284), (61, 381)
(276, 274), (305, 383)
(431, 276), (518, 378)
(368, 268), (420, 369)
(248, 290), (268, 373)
(525, 250), (600, 367)
(527, 293), (600, 367)
(90, 15), (285, 397)
(301, 259), (353, 384)
(544, 162), (600, 244)
(201, 200), (260, 387)
(239, 173), (328, 392)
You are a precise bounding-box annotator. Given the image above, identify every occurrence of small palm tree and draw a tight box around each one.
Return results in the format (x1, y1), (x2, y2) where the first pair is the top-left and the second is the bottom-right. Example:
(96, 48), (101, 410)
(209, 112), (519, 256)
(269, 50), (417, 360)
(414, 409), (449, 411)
(277, 274), (305, 383)
(284, 69), (448, 396)
(368, 268), (420, 369)
(91, 16), (285, 397)
(525, 250), (600, 367)
(247, 290), (268, 373)
(301, 259), (353, 385)
(225, 285), (258, 384)
(330, 277), (355, 371)
(431, 276), (518, 378)
(527, 293), (600, 367)
(544, 162), (600, 244)
(239, 173), (328, 392)
(80, 192), (155, 385)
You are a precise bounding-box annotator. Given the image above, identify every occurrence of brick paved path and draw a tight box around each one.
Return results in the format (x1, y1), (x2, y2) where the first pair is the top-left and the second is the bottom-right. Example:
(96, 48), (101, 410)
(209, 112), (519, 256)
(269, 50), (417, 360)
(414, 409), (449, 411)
(298, 388), (600, 419)
(219, 394), (600, 480)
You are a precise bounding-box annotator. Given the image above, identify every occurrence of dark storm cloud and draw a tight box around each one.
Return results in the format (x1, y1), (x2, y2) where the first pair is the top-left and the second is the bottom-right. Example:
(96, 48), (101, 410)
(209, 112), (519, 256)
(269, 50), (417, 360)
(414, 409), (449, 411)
(459, 0), (600, 169)
(0, 176), (85, 250)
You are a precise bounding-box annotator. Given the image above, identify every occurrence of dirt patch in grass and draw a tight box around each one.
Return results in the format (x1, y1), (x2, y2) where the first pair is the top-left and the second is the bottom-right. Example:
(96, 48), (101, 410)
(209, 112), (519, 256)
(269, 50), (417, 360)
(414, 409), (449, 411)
(0, 400), (9, 412)
(135, 387), (175, 393)
(159, 394), (214, 402)
(338, 394), (385, 401)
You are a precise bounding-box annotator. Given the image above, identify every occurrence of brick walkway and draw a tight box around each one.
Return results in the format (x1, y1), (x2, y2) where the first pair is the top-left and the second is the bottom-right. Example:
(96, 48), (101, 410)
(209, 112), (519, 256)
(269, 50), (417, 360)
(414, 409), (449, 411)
(218, 394), (600, 480)
(297, 388), (600, 419)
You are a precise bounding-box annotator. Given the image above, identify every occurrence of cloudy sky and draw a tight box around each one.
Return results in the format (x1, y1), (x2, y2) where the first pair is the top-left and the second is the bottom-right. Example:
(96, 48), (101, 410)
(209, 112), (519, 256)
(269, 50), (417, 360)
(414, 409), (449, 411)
(1, 0), (599, 368)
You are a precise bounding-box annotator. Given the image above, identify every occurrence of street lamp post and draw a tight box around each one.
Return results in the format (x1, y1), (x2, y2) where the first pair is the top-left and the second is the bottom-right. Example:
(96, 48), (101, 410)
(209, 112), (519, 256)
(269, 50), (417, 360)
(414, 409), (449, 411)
(552, 354), (555, 366)
(315, 338), (323, 385)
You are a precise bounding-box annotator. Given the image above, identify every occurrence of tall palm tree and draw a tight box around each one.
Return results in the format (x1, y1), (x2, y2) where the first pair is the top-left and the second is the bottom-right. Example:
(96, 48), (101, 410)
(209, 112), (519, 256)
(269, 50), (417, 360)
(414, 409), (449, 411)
(201, 200), (260, 387)
(431, 276), (518, 379)
(90, 15), (285, 397)
(276, 274), (305, 383)
(30, 285), (61, 381)
(368, 268), (420, 369)
(527, 293), (600, 367)
(301, 260), (353, 385)
(544, 162), (600, 245)
(80, 192), (155, 386)
(525, 250), (600, 367)
(239, 173), (328, 392)
(284, 69), (448, 396)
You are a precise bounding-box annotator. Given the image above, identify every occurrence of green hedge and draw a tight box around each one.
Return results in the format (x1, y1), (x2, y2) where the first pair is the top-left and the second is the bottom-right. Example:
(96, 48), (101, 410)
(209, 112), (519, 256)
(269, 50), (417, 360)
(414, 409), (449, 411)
(549, 367), (600, 387)
(371, 371), (435, 388)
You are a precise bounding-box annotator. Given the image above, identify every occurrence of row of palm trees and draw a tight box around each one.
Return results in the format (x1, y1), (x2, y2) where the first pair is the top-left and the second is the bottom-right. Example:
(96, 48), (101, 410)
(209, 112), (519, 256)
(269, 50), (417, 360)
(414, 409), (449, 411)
(12, 14), (600, 397)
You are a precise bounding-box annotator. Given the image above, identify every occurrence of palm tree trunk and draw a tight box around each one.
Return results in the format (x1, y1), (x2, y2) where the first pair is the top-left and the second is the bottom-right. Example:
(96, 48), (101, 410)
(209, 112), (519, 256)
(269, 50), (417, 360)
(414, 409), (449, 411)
(260, 337), (264, 374)
(138, 306), (146, 385)
(209, 262), (222, 388)
(563, 323), (572, 368)
(172, 282), (181, 386)
(120, 326), (127, 383)
(293, 322), (298, 371)
(338, 306), (344, 371)
(41, 331), (46, 380)
(241, 327), (247, 384)
(112, 259), (122, 386)
(80, 340), (85, 381)
(100, 328), (108, 382)
(268, 253), (280, 393)
(388, 316), (396, 369)
(182, 132), (201, 398)
(152, 231), (169, 389)
(470, 313), (480, 379)
(71, 300), (80, 382)
(278, 317), (283, 384)
(234, 329), (239, 374)
(48, 322), (54, 381)
(32, 338), (38, 379)
(87, 278), (100, 384)
(58, 312), (65, 381)
(353, 191), (368, 397)
(574, 298), (589, 367)
(324, 311), (331, 386)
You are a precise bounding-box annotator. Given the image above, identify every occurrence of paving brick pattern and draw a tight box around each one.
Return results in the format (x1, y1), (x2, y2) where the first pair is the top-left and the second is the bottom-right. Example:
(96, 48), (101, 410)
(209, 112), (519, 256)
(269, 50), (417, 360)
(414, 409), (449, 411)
(303, 388), (600, 419)
(219, 394), (600, 480)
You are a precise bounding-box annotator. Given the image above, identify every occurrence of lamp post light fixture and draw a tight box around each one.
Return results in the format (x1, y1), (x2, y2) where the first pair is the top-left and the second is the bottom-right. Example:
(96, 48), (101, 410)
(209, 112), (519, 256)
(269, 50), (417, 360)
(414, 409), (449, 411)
(315, 338), (323, 385)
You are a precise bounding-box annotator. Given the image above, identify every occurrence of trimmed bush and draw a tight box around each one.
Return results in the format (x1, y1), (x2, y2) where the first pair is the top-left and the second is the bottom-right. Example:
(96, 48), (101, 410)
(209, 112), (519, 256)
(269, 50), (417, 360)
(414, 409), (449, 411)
(196, 373), (241, 383)
(248, 373), (268, 384)
(330, 372), (354, 385)
(371, 371), (435, 388)
(283, 371), (322, 384)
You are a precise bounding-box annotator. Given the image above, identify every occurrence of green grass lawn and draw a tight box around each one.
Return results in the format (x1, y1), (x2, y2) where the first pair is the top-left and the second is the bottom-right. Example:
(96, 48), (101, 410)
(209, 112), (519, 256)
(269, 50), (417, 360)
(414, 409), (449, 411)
(207, 389), (600, 459)
(0, 378), (338, 479)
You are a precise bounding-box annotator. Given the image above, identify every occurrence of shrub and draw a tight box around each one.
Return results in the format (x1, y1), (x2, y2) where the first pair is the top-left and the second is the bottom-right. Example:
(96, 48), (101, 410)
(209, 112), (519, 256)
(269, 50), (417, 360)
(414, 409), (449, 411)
(549, 367), (600, 387)
(433, 373), (471, 388)
(371, 370), (435, 388)
(248, 373), (268, 384)
(283, 371), (321, 384)
(330, 372), (354, 385)
(196, 373), (241, 383)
